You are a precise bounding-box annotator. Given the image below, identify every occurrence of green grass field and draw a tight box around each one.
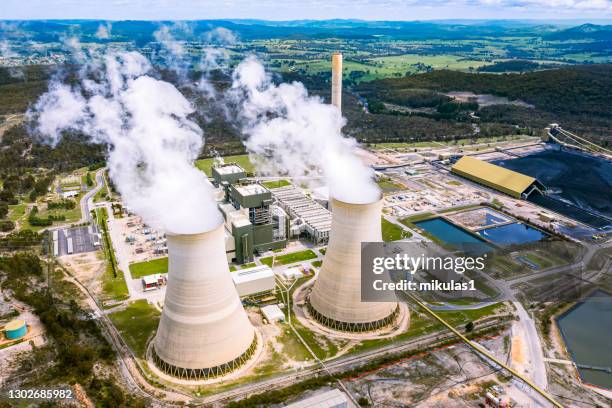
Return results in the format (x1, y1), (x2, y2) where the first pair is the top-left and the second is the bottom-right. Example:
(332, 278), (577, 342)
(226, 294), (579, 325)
(277, 54), (493, 82)
(436, 302), (504, 325)
(129, 257), (168, 278)
(24, 198), (83, 232)
(195, 154), (255, 176)
(260, 249), (318, 267)
(368, 54), (492, 73)
(261, 179), (291, 189)
(400, 212), (436, 225)
(8, 204), (27, 222)
(381, 217), (412, 242)
(97, 207), (129, 302)
(377, 179), (405, 192)
(101, 263), (130, 303)
(108, 300), (160, 358)
(240, 262), (257, 269)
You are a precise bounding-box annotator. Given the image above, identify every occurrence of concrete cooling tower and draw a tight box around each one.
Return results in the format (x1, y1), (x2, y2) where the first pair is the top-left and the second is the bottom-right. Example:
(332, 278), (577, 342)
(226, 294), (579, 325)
(153, 223), (256, 380)
(308, 197), (398, 332)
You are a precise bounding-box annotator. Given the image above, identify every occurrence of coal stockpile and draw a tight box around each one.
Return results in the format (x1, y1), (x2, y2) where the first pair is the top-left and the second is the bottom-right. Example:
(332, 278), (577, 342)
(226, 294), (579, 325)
(494, 149), (612, 229)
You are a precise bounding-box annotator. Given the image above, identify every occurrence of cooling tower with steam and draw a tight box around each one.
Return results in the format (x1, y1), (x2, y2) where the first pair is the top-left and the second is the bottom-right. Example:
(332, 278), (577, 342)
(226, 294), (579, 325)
(308, 197), (398, 332)
(153, 223), (257, 380)
(331, 52), (342, 112)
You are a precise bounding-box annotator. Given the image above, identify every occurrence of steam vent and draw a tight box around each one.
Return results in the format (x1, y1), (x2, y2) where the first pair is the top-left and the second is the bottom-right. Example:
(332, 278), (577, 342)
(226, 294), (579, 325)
(153, 224), (256, 380)
(308, 197), (398, 332)
(331, 52), (343, 112)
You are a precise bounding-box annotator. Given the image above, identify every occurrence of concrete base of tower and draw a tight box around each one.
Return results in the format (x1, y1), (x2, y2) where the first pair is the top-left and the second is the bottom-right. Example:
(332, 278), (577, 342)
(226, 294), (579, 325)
(307, 301), (400, 333)
(146, 328), (264, 385)
(292, 280), (410, 340)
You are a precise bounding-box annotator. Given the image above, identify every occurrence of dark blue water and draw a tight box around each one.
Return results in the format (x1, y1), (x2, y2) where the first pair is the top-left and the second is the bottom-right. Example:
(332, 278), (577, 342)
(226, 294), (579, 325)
(494, 149), (612, 229)
(416, 218), (485, 244)
(482, 212), (507, 226)
(415, 218), (494, 256)
(556, 290), (612, 389)
(478, 222), (547, 245)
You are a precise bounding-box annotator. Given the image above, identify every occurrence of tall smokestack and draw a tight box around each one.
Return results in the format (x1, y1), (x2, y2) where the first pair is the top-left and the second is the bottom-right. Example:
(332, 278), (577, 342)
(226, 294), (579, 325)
(331, 52), (342, 112)
(308, 197), (398, 332)
(153, 223), (256, 379)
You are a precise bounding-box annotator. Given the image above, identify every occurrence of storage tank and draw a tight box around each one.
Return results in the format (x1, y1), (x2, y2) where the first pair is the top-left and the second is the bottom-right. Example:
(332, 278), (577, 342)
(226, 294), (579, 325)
(153, 223), (256, 380)
(4, 319), (27, 340)
(308, 197), (398, 332)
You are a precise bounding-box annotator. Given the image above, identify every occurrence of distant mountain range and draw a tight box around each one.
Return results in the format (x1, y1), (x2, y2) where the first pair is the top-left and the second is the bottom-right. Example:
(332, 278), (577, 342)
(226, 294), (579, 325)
(1, 19), (610, 43)
(544, 24), (612, 41)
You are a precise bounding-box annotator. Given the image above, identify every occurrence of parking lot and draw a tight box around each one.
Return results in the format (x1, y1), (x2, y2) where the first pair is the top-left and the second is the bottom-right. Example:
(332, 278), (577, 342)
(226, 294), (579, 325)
(55, 225), (101, 256)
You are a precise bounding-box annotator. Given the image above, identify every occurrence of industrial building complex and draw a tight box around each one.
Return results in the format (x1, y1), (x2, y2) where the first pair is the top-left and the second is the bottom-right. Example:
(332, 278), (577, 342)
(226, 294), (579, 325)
(5, 48), (606, 408)
(270, 185), (332, 244)
(214, 163), (288, 264)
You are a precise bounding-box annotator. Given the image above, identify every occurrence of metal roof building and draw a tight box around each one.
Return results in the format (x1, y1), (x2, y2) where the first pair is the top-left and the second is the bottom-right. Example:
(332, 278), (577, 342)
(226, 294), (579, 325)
(451, 156), (545, 199)
(232, 264), (276, 297)
(270, 186), (332, 243)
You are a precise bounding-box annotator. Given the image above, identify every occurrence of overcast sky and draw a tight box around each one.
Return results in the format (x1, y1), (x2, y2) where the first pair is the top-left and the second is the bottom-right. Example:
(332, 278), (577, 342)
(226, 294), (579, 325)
(1, 0), (611, 21)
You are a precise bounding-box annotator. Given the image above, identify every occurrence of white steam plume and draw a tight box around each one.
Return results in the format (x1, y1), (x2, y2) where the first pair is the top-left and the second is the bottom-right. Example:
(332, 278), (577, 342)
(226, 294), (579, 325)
(95, 22), (112, 39)
(29, 51), (222, 234)
(153, 24), (190, 81)
(229, 57), (380, 204)
(0, 40), (24, 79)
(153, 24), (236, 99)
(204, 27), (237, 45)
(0, 23), (27, 79)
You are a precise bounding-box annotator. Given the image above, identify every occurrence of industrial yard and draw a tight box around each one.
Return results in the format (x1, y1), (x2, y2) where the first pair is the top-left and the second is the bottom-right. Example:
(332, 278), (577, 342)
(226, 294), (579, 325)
(0, 36), (610, 408)
(35, 122), (606, 408)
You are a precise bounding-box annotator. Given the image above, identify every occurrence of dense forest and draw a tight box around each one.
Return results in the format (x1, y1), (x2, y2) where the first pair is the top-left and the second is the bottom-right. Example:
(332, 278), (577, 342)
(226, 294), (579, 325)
(477, 60), (544, 72)
(356, 64), (612, 144)
(0, 250), (147, 407)
(1, 62), (610, 169)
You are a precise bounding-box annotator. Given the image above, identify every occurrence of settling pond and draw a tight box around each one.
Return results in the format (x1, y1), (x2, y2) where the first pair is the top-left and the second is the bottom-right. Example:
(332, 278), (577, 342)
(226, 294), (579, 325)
(477, 222), (548, 245)
(415, 218), (547, 248)
(556, 290), (612, 390)
(415, 218), (486, 245)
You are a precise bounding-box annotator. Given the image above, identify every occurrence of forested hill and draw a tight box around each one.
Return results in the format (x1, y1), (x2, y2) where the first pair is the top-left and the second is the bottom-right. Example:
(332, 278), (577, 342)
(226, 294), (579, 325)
(356, 64), (612, 119)
(544, 24), (612, 41)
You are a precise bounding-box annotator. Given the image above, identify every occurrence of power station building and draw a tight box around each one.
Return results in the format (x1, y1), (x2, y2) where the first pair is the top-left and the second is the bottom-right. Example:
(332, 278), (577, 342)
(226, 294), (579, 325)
(212, 163), (247, 187)
(451, 156), (546, 199)
(269, 185), (332, 244)
(213, 163), (288, 264)
(232, 264), (276, 298)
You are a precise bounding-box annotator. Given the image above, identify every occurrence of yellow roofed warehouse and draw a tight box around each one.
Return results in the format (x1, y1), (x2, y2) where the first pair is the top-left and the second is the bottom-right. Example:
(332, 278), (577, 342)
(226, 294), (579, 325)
(451, 156), (546, 199)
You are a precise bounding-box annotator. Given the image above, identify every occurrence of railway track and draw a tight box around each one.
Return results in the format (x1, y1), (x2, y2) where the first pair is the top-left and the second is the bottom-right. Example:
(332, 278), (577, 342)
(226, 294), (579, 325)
(197, 317), (508, 406)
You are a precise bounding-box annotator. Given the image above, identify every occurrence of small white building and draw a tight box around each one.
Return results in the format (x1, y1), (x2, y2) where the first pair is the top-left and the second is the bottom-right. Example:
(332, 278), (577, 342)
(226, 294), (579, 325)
(261, 304), (285, 323)
(61, 190), (79, 198)
(232, 265), (275, 297)
(281, 267), (303, 280)
(142, 274), (167, 291)
(285, 389), (348, 408)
